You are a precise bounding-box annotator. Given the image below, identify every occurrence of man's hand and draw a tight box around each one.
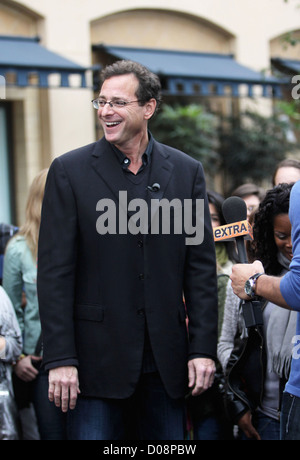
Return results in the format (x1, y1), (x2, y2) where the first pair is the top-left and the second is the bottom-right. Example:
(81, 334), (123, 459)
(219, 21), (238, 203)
(14, 355), (41, 382)
(188, 357), (215, 396)
(48, 366), (80, 412)
(230, 261), (264, 299)
(238, 411), (261, 440)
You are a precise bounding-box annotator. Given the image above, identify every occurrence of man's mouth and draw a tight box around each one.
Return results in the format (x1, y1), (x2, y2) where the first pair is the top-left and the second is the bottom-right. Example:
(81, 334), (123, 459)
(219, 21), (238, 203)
(105, 121), (121, 127)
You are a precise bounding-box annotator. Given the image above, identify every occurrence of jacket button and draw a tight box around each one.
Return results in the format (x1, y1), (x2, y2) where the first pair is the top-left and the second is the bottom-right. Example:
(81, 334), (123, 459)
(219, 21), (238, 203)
(138, 240), (143, 248)
(138, 273), (145, 280)
(137, 309), (145, 316)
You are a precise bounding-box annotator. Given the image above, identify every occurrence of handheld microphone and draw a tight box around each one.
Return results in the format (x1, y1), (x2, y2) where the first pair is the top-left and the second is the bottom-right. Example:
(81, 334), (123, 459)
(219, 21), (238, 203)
(222, 196), (263, 328)
(147, 183), (160, 192)
(222, 196), (249, 263)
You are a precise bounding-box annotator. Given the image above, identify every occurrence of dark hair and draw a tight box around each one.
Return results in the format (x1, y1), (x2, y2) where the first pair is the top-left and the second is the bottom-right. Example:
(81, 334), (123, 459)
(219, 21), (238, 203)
(100, 60), (162, 110)
(207, 190), (226, 226)
(249, 182), (293, 275)
(272, 158), (300, 186)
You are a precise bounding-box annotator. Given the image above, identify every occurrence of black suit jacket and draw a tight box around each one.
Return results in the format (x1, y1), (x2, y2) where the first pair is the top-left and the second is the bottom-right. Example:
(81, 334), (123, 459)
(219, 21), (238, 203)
(37, 137), (218, 399)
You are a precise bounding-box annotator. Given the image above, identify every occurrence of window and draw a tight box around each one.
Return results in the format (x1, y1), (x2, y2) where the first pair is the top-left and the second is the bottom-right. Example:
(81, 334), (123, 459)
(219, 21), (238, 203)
(0, 104), (13, 224)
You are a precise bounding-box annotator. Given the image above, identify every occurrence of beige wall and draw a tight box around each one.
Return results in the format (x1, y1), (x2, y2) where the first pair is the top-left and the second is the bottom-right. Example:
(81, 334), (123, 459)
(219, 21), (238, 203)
(90, 9), (235, 53)
(0, 2), (43, 223)
(0, 0), (41, 36)
(12, 0), (300, 69)
(270, 30), (300, 59)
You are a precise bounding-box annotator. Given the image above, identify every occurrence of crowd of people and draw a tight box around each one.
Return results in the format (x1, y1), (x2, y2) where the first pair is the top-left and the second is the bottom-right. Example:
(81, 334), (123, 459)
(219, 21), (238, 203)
(1, 60), (300, 441)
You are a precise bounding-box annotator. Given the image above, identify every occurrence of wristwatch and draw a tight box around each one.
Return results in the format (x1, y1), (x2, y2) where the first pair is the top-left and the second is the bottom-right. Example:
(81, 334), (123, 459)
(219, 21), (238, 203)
(244, 272), (264, 298)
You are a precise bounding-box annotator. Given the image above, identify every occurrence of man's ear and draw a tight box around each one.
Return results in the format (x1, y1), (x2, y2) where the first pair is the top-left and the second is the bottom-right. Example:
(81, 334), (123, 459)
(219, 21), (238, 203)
(144, 98), (157, 120)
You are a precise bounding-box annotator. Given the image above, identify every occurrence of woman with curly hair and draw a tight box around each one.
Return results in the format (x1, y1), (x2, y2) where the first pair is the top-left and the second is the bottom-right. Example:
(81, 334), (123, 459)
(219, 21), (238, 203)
(218, 182), (297, 440)
(248, 183), (293, 276)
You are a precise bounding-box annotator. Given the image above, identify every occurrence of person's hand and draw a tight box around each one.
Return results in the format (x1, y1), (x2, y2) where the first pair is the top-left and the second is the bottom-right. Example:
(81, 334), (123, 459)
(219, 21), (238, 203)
(238, 411), (261, 440)
(188, 357), (215, 396)
(14, 355), (41, 382)
(230, 260), (264, 299)
(48, 366), (80, 412)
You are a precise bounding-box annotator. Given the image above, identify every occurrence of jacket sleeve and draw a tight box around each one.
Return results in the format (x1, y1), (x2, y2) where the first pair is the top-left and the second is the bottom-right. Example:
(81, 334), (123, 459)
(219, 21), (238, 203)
(217, 282), (243, 371)
(37, 157), (79, 369)
(3, 239), (24, 333)
(0, 286), (22, 362)
(183, 162), (218, 361)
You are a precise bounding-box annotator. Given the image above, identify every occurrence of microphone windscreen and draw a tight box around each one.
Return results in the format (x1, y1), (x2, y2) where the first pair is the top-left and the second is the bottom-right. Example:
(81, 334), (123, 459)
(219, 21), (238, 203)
(222, 196), (247, 224)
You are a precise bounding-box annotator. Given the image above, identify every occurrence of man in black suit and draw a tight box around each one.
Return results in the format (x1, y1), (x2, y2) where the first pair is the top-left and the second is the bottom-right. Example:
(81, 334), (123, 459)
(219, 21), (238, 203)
(37, 60), (218, 440)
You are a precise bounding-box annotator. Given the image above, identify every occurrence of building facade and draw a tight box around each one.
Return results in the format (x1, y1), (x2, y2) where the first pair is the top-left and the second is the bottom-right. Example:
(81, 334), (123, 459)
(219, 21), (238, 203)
(1, 0), (299, 224)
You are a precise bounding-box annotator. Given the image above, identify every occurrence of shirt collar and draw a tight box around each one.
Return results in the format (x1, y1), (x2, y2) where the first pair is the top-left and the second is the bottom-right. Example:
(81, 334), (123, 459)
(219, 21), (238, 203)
(111, 131), (153, 169)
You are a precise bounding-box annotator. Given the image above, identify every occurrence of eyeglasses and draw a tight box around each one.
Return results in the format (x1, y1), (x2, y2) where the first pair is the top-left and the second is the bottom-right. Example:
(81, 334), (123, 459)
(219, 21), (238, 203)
(91, 98), (141, 110)
(247, 205), (258, 213)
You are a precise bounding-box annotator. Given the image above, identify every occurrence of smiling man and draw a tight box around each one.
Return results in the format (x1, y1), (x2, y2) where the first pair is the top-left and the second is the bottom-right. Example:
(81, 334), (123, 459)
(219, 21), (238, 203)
(37, 60), (218, 440)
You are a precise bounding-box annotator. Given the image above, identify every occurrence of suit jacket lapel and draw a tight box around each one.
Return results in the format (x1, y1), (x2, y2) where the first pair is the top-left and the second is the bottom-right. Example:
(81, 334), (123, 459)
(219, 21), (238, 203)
(90, 138), (130, 216)
(147, 141), (174, 229)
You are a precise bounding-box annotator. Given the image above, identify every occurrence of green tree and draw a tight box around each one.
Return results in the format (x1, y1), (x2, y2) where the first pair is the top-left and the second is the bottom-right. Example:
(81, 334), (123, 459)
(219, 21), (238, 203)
(218, 110), (297, 193)
(277, 100), (300, 132)
(150, 104), (298, 195)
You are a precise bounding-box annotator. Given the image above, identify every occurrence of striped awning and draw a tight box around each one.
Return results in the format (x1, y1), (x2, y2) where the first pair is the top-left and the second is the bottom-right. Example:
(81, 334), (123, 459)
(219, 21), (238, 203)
(0, 35), (90, 88)
(93, 44), (282, 98)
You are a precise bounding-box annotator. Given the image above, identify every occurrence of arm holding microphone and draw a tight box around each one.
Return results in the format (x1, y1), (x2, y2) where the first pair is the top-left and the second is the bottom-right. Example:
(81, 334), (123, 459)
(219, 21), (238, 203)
(228, 182), (300, 312)
(230, 261), (290, 309)
(223, 195), (290, 309)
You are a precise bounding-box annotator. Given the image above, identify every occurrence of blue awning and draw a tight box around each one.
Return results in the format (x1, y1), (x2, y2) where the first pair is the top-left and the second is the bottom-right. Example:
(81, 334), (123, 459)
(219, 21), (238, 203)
(0, 35), (90, 88)
(271, 57), (300, 75)
(93, 44), (282, 98)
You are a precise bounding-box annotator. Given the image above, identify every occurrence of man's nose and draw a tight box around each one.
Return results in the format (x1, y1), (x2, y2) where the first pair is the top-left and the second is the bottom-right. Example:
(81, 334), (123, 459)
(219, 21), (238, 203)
(99, 102), (114, 116)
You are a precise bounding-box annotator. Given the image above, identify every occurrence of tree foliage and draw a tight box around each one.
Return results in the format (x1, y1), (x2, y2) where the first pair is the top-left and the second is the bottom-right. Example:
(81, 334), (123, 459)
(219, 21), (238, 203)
(277, 100), (300, 130)
(150, 103), (298, 194)
(218, 110), (297, 192)
(149, 104), (220, 177)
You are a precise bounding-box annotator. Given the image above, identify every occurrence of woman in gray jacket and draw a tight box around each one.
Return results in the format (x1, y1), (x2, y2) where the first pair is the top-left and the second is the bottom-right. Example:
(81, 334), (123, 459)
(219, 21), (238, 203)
(0, 285), (22, 439)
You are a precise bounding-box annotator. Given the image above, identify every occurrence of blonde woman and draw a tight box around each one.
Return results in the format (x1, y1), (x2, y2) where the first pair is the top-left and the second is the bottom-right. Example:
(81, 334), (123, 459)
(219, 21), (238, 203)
(3, 169), (67, 440)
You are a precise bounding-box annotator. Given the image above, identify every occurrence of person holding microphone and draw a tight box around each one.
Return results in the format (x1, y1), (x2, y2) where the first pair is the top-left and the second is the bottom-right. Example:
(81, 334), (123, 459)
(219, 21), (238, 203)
(230, 179), (300, 440)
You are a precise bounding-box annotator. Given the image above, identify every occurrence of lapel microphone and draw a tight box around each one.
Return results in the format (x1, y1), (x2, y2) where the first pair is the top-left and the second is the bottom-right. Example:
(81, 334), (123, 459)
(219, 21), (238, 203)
(147, 183), (160, 192)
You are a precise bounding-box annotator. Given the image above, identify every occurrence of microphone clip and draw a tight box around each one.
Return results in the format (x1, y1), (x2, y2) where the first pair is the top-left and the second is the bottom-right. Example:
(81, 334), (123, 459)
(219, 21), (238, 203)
(147, 183), (160, 192)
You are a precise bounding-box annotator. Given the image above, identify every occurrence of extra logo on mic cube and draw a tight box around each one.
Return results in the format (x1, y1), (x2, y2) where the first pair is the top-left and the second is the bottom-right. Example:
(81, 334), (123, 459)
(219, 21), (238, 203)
(213, 220), (253, 242)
